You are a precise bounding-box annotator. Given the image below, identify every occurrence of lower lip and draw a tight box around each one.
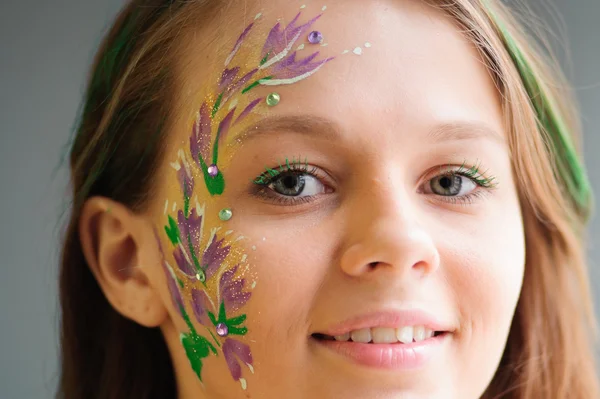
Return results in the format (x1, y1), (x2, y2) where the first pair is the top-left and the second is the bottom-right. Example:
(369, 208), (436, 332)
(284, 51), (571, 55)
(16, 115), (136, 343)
(312, 333), (450, 370)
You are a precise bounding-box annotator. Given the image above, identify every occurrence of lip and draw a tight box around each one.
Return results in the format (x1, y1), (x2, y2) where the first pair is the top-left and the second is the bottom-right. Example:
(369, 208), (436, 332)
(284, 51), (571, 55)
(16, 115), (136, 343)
(312, 332), (450, 370)
(315, 309), (455, 337)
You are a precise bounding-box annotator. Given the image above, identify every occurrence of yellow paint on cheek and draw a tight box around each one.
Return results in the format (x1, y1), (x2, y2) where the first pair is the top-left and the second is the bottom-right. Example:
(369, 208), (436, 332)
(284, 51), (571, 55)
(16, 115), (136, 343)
(154, 5), (370, 392)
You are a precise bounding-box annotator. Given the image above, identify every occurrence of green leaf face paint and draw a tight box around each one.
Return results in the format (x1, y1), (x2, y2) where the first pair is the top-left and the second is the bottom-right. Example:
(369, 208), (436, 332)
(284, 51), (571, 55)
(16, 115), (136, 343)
(199, 156), (225, 196)
(154, 6), (361, 393)
(158, 201), (254, 388)
(188, 11), (335, 198)
(165, 215), (181, 245)
(180, 332), (218, 381)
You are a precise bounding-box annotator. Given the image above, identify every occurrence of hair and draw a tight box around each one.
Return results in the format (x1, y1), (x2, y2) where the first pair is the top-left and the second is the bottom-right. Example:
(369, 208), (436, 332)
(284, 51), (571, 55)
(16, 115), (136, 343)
(58, 0), (599, 398)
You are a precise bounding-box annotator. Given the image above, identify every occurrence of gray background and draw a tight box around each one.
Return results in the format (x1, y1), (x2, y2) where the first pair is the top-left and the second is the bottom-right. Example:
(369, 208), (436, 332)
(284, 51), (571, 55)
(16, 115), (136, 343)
(0, 1), (598, 398)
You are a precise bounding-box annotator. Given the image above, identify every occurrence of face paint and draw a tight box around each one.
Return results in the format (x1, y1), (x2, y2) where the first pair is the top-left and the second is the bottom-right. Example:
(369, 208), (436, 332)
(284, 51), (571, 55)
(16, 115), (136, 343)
(155, 8), (355, 392)
(155, 5), (375, 392)
(158, 196), (253, 388)
(253, 156), (309, 185)
(189, 10), (334, 197)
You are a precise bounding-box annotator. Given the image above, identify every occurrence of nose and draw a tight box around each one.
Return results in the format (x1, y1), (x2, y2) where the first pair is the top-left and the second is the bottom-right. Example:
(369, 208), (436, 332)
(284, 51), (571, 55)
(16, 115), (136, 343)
(338, 177), (440, 279)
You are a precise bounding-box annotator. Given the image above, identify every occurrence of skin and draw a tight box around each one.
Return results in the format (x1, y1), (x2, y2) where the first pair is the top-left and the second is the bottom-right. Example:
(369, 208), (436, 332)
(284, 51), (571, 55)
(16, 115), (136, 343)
(80, 0), (526, 398)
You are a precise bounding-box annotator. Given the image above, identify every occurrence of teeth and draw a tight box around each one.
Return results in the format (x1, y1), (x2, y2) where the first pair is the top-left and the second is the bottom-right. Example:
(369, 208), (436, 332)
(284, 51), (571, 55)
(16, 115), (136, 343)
(334, 332), (350, 341)
(371, 327), (397, 344)
(414, 326), (426, 342)
(396, 326), (415, 344)
(350, 328), (372, 343)
(330, 325), (437, 343)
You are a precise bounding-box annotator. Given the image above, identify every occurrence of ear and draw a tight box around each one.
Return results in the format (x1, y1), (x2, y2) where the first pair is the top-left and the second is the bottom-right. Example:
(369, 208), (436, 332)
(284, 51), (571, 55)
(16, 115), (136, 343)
(79, 197), (168, 327)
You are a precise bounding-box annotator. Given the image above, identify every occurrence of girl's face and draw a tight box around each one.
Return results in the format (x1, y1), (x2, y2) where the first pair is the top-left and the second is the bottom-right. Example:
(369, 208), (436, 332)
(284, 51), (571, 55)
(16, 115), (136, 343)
(145, 0), (526, 398)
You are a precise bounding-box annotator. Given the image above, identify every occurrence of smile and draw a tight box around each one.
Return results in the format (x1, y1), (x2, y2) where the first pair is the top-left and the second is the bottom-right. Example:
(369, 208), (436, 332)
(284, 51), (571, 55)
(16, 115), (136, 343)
(313, 325), (444, 344)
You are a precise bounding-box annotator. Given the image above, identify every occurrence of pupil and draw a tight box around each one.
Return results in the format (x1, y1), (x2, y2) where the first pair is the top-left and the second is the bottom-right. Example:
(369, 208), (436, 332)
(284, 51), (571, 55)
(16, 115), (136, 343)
(283, 175), (297, 189)
(439, 176), (452, 189)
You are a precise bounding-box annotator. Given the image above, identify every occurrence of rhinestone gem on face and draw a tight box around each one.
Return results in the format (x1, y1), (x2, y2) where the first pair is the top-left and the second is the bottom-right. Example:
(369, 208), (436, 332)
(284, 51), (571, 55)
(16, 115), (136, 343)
(308, 30), (323, 44)
(216, 323), (229, 337)
(266, 92), (280, 107)
(207, 164), (219, 177)
(219, 208), (233, 221)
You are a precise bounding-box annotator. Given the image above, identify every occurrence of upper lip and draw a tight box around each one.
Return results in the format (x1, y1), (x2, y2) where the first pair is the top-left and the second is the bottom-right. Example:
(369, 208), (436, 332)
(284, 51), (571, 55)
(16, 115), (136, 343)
(314, 309), (455, 336)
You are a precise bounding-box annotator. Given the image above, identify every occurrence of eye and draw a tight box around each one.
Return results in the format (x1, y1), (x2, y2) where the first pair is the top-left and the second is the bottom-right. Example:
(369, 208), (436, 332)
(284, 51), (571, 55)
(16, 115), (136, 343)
(428, 174), (477, 197)
(251, 159), (332, 205)
(420, 162), (498, 205)
(267, 171), (326, 197)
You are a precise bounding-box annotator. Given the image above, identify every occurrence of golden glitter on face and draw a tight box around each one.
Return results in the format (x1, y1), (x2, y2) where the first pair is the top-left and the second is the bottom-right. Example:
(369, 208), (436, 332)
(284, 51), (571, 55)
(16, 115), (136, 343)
(153, 6), (361, 392)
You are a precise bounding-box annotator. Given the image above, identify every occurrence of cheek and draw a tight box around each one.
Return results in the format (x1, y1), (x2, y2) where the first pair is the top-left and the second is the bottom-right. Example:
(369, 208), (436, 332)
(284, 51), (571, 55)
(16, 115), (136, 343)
(240, 227), (330, 371)
(449, 240), (525, 335)
(443, 203), (525, 390)
(444, 193), (525, 327)
(245, 231), (326, 333)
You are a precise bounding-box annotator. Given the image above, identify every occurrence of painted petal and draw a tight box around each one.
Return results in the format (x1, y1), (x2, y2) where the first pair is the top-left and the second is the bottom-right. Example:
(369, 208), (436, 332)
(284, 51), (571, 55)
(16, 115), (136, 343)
(202, 235), (231, 280)
(220, 264), (251, 312)
(187, 208), (202, 243)
(165, 264), (184, 314)
(234, 98), (262, 126)
(262, 13), (300, 57)
(154, 229), (184, 315)
(177, 209), (202, 251)
(190, 103), (212, 164)
(222, 338), (253, 381)
(221, 68), (258, 105)
(261, 21), (284, 60)
(220, 67), (240, 90)
(261, 13), (321, 69)
(273, 51), (319, 72)
(173, 245), (195, 276)
(176, 152), (194, 198)
(270, 51), (334, 81)
(191, 288), (213, 326)
(174, 209), (203, 276)
(222, 280), (251, 312)
(229, 68), (258, 94)
(259, 57), (333, 86)
(216, 108), (236, 148)
(224, 22), (254, 67)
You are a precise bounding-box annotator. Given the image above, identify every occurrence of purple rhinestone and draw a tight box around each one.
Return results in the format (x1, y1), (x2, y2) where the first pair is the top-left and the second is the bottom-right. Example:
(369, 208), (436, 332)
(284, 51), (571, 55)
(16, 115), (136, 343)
(207, 164), (219, 177)
(308, 30), (323, 44)
(216, 323), (229, 337)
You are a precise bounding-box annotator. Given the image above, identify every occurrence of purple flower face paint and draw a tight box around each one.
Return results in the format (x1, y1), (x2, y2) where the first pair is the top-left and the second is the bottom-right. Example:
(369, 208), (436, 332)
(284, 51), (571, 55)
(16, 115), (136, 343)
(155, 6), (358, 393)
(185, 10), (333, 198)
(159, 197), (255, 388)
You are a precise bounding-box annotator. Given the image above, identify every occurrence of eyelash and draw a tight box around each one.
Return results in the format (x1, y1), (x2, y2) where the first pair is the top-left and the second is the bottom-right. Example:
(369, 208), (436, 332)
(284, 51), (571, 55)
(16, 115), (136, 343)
(251, 158), (498, 206)
(251, 157), (327, 206)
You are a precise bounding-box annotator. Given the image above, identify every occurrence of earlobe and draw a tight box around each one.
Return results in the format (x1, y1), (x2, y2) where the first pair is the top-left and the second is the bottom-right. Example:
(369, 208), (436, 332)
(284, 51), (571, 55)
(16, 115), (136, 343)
(79, 197), (168, 328)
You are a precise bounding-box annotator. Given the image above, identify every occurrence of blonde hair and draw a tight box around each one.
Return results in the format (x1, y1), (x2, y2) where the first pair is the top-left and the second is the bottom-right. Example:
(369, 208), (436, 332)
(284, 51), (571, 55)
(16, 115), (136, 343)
(430, 0), (599, 397)
(59, 0), (598, 397)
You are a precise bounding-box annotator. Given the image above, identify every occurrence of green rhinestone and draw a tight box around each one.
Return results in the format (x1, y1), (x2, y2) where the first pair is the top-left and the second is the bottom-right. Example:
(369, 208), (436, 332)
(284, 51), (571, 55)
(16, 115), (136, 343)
(219, 208), (233, 221)
(266, 92), (281, 107)
(196, 270), (206, 283)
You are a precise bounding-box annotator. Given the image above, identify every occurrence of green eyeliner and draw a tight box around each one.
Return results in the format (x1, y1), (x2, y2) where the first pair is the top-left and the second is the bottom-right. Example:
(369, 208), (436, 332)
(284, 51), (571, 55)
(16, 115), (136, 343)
(452, 160), (498, 188)
(253, 156), (310, 185)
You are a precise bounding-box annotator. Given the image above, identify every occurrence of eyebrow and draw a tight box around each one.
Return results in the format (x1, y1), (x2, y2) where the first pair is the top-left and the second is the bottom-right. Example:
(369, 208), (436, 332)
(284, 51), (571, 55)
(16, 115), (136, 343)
(426, 122), (506, 145)
(232, 115), (340, 145)
(231, 115), (506, 146)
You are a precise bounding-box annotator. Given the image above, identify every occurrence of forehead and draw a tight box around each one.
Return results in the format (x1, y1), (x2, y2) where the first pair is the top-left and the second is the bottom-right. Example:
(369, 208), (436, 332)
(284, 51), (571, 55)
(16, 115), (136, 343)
(172, 0), (503, 152)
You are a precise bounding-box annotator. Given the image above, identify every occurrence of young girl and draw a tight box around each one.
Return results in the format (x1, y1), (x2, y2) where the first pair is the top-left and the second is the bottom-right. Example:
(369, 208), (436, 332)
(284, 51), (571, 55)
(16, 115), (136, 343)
(57, 0), (599, 398)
